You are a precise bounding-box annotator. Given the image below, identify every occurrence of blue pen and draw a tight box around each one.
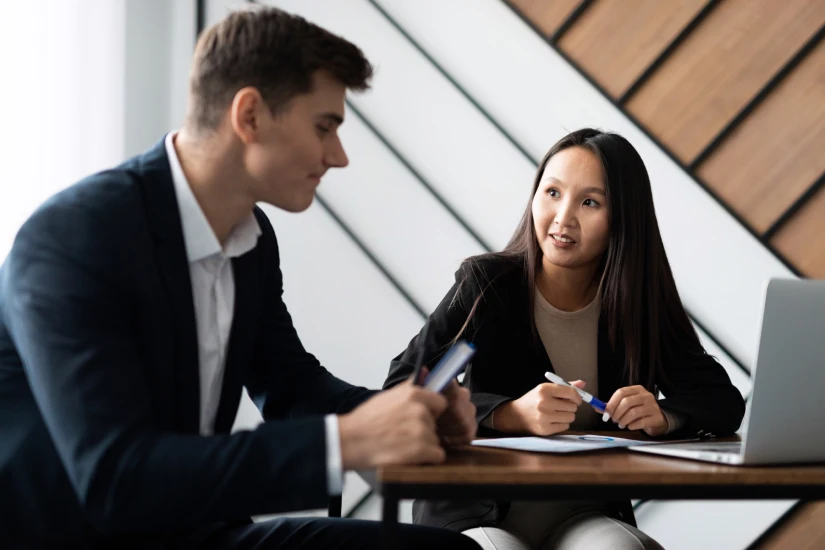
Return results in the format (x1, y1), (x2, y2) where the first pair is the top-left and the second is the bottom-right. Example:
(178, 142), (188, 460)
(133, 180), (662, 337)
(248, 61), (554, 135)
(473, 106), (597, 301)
(544, 371), (609, 419)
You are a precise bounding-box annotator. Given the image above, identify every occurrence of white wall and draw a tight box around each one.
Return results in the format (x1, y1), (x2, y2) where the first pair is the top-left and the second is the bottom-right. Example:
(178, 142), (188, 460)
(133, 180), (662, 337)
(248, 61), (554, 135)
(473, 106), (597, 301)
(0, 0), (193, 261)
(125, 0), (196, 156)
(169, 1), (197, 132)
(375, 0), (796, 372)
(0, 0), (125, 260)
(125, 0), (172, 156)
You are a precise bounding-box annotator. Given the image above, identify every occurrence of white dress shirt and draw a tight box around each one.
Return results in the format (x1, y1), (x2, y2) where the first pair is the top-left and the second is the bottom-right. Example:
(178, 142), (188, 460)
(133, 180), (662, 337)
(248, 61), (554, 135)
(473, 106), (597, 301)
(165, 133), (343, 495)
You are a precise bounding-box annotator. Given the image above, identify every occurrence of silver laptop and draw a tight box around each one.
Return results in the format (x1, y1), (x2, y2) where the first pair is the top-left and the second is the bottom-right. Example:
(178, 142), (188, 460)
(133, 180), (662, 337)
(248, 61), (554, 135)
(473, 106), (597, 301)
(631, 278), (825, 466)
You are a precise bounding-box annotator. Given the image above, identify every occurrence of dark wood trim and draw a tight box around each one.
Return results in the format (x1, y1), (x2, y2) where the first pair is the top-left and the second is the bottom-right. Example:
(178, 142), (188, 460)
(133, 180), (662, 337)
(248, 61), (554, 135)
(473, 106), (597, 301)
(764, 170), (825, 240)
(619, 0), (722, 104)
(690, 23), (825, 170)
(550, 0), (595, 44)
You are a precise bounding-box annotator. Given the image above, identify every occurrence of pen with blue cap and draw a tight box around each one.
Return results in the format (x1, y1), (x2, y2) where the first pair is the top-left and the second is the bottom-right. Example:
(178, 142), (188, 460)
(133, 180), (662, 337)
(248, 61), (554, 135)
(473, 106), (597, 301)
(544, 371), (610, 420)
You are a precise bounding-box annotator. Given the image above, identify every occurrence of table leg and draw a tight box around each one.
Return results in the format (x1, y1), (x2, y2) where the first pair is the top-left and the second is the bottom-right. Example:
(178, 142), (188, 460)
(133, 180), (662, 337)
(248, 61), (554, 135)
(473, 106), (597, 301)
(382, 487), (400, 550)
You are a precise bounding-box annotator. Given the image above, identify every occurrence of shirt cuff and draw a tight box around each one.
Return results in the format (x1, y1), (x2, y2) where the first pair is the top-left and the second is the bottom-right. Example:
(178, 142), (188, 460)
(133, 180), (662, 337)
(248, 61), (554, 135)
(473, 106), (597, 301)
(324, 414), (343, 496)
(661, 407), (687, 435)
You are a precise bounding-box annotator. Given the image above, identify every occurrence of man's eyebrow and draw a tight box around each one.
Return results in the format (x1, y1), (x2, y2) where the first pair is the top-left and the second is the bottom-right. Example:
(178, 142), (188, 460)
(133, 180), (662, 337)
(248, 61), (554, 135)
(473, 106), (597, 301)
(319, 113), (344, 125)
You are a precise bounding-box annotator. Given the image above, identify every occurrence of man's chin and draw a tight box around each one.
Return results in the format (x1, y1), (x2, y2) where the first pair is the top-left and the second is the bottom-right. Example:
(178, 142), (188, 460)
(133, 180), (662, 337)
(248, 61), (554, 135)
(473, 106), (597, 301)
(267, 193), (315, 213)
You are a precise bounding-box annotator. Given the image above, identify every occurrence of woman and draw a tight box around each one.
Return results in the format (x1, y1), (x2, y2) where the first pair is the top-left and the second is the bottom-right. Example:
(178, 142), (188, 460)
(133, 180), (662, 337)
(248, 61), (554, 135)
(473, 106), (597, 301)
(384, 129), (745, 550)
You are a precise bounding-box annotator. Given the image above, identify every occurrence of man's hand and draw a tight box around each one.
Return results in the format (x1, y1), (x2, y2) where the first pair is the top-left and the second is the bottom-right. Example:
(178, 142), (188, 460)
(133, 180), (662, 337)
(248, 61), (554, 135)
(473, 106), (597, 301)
(604, 385), (668, 437)
(493, 380), (584, 436)
(436, 380), (477, 446)
(338, 381), (448, 470)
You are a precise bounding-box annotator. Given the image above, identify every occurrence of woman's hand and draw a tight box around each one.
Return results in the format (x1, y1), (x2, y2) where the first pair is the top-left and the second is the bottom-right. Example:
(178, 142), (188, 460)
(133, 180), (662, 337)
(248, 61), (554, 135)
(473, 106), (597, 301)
(493, 381), (585, 436)
(604, 385), (668, 437)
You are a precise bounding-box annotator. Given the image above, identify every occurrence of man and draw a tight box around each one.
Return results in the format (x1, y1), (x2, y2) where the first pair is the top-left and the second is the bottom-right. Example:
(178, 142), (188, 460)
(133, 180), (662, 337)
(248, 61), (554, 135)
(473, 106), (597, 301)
(0, 6), (480, 549)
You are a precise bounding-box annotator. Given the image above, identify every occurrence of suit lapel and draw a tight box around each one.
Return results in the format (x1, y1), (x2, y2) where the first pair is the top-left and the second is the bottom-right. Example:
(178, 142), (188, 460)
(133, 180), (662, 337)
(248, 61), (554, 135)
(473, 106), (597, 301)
(213, 250), (260, 433)
(529, 329), (554, 380)
(597, 317), (624, 401)
(138, 139), (201, 433)
(506, 279), (553, 381)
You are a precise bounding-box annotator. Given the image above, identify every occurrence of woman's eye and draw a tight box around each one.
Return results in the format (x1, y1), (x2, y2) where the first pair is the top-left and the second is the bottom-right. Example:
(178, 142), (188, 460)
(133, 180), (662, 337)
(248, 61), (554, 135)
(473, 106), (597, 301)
(583, 198), (600, 207)
(316, 125), (331, 135)
(547, 188), (560, 198)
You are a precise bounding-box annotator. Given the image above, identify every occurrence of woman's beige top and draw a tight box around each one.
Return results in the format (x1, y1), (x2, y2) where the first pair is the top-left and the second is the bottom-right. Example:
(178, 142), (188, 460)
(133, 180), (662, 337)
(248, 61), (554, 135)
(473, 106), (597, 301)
(483, 285), (683, 432)
(533, 287), (603, 430)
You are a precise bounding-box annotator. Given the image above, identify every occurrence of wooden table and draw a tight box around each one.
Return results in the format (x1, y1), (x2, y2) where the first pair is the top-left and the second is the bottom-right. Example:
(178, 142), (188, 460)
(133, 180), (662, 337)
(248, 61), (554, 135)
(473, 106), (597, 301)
(365, 433), (825, 548)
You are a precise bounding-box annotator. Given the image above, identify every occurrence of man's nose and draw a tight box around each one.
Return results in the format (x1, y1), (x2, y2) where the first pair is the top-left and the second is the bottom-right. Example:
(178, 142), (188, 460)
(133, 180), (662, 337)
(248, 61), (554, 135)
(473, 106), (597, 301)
(324, 136), (349, 168)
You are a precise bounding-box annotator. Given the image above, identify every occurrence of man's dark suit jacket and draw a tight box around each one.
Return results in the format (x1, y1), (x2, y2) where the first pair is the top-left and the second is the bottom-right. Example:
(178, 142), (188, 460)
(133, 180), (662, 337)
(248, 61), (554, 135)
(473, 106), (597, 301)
(385, 256), (746, 532)
(0, 138), (373, 543)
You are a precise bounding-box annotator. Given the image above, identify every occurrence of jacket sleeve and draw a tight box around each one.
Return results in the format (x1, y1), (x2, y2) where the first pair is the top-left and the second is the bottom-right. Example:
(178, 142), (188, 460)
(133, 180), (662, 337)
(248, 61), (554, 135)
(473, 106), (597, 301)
(657, 342), (746, 437)
(244, 211), (376, 420)
(383, 261), (515, 427)
(3, 204), (351, 533)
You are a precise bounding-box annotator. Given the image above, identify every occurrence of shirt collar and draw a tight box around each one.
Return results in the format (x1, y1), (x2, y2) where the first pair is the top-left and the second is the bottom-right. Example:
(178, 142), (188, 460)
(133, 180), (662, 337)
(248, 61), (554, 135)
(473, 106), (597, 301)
(165, 132), (261, 263)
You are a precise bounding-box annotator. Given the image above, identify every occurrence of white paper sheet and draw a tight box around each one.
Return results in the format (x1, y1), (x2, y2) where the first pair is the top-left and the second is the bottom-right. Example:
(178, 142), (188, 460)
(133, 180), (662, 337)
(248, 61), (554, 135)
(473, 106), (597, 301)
(471, 435), (661, 453)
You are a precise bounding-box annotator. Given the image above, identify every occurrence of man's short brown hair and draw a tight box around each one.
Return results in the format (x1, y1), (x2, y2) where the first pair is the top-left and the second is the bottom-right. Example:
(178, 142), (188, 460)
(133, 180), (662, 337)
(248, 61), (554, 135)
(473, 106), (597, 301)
(188, 6), (373, 132)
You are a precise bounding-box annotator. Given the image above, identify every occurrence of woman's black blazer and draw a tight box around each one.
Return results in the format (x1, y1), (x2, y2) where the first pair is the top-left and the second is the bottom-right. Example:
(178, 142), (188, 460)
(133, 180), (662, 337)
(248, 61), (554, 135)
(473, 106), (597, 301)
(384, 256), (746, 532)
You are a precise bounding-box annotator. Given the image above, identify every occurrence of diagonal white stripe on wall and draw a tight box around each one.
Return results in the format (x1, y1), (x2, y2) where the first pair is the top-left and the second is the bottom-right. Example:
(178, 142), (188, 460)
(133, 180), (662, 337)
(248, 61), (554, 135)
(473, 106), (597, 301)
(320, 114), (488, 312)
(374, 0), (796, 371)
(271, 0), (752, 401)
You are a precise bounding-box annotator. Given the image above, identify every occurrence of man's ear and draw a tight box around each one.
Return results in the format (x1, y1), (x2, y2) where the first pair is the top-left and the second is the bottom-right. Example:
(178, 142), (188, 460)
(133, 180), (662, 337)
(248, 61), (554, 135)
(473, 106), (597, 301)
(229, 87), (266, 144)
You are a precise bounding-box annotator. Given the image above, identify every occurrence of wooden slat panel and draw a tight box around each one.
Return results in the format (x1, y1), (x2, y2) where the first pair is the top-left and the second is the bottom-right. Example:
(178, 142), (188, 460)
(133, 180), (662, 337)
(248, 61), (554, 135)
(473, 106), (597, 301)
(771, 186), (825, 278)
(697, 42), (825, 233)
(507, 0), (582, 37)
(754, 501), (825, 549)
(626, 0), (825, 163)
(559, 0), (707, 98)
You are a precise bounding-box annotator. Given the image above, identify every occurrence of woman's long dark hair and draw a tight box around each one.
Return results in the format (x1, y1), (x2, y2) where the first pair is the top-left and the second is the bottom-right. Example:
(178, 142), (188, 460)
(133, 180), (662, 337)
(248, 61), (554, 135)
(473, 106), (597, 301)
(459, 128), (704, 389)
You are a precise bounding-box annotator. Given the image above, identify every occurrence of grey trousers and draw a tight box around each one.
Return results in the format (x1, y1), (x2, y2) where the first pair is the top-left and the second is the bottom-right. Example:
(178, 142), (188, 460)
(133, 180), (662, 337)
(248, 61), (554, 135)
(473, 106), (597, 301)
(462, 501), (664, 550)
